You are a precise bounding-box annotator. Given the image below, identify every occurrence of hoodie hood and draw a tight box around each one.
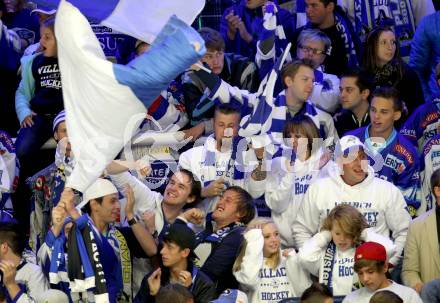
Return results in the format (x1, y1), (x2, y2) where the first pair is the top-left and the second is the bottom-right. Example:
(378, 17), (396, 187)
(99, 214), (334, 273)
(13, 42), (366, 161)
(327, 162), (375, 190)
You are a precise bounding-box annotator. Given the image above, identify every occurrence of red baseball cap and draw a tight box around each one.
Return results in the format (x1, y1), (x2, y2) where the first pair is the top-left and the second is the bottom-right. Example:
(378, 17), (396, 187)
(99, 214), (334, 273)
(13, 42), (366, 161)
(355, 242), (387, 263)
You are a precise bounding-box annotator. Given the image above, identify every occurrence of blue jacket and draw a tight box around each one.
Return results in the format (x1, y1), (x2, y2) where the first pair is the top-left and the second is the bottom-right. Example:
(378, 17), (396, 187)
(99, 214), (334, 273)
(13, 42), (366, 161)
(400, 95), (440, 153)
(220, 0), (295, 60)
(349, 126), (421, 216)
(409, 12), (440, 101)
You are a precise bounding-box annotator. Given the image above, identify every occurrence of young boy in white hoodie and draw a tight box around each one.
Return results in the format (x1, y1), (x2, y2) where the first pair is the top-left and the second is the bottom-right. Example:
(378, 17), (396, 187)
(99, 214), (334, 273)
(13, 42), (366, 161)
(232, 217), (311, 303)
(298, 205), (395, 296)
(293, 135), (411, 268)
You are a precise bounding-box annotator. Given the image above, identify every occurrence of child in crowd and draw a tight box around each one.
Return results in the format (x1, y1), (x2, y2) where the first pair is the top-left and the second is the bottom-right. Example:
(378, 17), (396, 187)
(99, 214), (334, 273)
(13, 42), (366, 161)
(369, 290), (403, 303)
(233, 217), (310, 303)
(298, 205), (395, 296)
(343, 242), (422, 303)
(15, 16), (62, 159)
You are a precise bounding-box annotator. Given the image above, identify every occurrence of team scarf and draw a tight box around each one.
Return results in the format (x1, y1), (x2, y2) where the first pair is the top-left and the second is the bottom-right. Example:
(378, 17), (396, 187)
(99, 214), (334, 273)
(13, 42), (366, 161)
(353, 0), (415, 58)
(202, 136), (248, 188)
(321, 241), (360, 293)
(196, 213), (245, 245)
(65, 216), (132, 302)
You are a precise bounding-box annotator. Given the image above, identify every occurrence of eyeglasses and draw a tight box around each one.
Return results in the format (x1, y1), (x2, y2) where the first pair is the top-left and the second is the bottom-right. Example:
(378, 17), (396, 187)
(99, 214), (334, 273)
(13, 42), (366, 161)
(298, 45), (326, 56)
(203, 51), (224, 60)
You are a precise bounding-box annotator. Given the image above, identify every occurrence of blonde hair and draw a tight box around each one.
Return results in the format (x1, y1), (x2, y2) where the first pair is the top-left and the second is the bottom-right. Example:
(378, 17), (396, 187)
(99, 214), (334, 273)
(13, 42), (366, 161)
(233, 218), (280, 272)
(321, 204), (369, 246)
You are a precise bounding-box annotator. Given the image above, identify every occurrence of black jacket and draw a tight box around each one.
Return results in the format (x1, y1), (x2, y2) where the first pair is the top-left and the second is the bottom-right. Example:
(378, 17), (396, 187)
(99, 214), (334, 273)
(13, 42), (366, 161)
(134, 262), (216, 303)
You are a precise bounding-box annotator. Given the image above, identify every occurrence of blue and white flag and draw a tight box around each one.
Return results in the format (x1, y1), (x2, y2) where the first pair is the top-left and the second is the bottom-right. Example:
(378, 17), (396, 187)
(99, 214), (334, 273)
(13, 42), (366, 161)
(47, 0), (205, 192)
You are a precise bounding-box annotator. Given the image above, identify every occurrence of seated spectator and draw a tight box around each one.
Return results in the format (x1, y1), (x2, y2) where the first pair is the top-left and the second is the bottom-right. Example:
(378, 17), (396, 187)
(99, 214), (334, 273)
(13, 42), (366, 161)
(348, 87), (421, 217)
(300, 282), (333, 303)
(155, 283), (194, 303)
(292, 0), (361, 77)
(298, 205), (395, 296)
(342, 242), (422, 303)
(362, 26), (424, 115)
(400, 63), (440, 153)
(402, 168), (440, 294)
(338, 0), (434, 59)
(293, 135), (411, 269)
(135, 222), (216, 302)
(23, 4), (57, 56)
(0, 222), (49, 302)
(194, 186), (255, 294)
(419, 134), (440, 214)
(333, 69), (372, 137)
(15, 16), (63, 161)
(182, 27), (258, 126)
(258, 116), (330, 248)
(220, 0), (295, 60)
(409, 11), (440, 101)
(296, 29), (340, 113)
(233, 217), (311, 302)
(257, 26), (340, 113)
(369, 290), (403, 303)
(45, 180), (157, 302)
(191, 59), (338, 150)
(179, 104), (264, 214)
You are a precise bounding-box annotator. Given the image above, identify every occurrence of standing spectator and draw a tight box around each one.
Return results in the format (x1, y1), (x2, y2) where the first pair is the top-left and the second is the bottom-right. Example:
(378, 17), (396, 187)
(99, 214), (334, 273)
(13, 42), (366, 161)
(0, 222), (49, 302)
(220, 0), (295, 60)
(182, 27), (258, 126)
(179, 104), (264, 214)
(194, 186), (255, 294)
(260, 116), (330, 247)
(293, 135), (411, 268)
(409, 12), (440, 101)
(400, 63), (440, 153)
(233, 217), (311, 302)
(362, 26), (424, 115)
(333, 69), (373, 137)
(402, 168), (440, 295)
(348, 87), (422, 217)
(342, 242), (422, 303)
(338, 0), (435, 59)
(135, 222), (216, 303)
(298, 205), (395, 296)
(292, 0), (361, 77)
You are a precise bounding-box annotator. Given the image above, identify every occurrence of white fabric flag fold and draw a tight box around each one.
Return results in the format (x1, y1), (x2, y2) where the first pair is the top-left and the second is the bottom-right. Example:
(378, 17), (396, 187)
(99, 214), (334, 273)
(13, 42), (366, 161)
(55, 0), (205, 192)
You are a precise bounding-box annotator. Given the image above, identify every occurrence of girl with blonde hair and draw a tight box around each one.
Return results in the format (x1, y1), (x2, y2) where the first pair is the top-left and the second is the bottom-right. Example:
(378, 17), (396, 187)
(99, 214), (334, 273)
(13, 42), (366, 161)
(233, 217), (311, 303)
(298, 205), (395, 296)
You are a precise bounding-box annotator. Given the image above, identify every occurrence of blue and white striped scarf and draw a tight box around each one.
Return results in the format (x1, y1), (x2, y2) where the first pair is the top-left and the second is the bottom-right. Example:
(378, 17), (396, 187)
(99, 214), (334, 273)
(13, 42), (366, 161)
(352, 0), (415, 58)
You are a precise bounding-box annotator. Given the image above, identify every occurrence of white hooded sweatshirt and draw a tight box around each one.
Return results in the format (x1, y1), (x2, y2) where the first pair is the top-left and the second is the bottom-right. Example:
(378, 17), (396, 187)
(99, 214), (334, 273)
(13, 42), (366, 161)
(293, 164), (411, 266)
(233, 229), (311, 303)
(298, 229), (396, 296)
(263, 149), (330, 248)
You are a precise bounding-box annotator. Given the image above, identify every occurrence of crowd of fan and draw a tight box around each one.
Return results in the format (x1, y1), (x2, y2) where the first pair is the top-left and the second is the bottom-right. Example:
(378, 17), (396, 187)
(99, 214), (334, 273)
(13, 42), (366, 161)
(0, 0), (440, 302)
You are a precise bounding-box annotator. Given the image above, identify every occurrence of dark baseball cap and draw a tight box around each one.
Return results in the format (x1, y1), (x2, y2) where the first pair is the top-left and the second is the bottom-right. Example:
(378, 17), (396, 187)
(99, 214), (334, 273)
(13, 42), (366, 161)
(163, 222), (198, 259)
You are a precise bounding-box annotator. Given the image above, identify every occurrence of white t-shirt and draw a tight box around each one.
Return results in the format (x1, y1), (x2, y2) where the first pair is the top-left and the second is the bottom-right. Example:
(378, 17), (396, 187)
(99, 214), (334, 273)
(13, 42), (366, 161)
(343, 281), (423, 303)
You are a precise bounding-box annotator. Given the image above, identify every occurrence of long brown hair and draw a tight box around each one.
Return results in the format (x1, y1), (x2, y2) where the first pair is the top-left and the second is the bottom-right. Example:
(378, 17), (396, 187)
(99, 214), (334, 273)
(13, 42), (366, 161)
(233, 218), (280, 272)
(362, 26), (404, 78)
(321, 204), (369, 246)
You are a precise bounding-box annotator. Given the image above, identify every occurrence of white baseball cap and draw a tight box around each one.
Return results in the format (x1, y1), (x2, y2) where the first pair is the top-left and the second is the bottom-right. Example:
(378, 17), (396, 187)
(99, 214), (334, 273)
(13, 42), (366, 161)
(335, 135), (365, 158)
(83, 178), (118, 203)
